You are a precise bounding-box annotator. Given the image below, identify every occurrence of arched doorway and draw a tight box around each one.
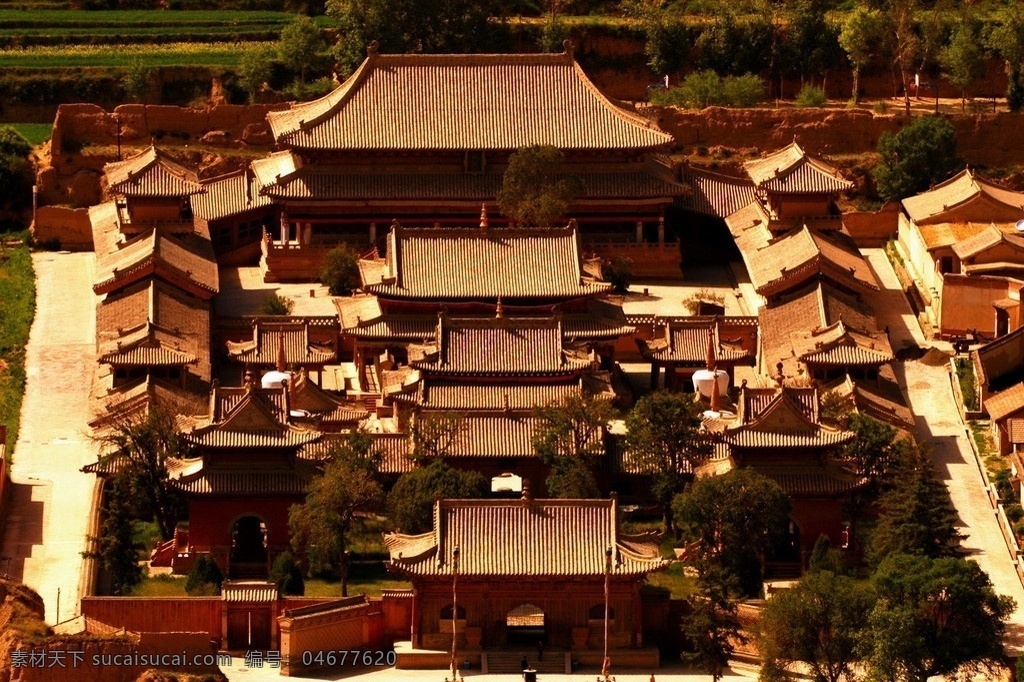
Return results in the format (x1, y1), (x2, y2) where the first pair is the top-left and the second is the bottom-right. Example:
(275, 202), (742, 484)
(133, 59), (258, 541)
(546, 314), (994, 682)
(230, 516), (268, 577)
(766, 519), (802, 579)
(506, 603), (545, 647)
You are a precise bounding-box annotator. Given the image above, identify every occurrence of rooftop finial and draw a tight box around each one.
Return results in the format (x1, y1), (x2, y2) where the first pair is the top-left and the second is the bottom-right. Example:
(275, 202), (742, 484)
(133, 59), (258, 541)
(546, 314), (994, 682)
(705, 327), (717, 371)
(710, 367), (722, 412)
(479, 203), (489, 228)
(495, 296), (504, 319)
(521, 479), (532, 502)
(563, 39), (575, 58)
(367, 40), (379, 56)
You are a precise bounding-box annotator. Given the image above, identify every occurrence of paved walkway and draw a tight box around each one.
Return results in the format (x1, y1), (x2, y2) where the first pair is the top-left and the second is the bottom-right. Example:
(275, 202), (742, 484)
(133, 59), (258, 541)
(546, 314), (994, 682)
(0, 252), (100, 624)
(863, 248), (1024, 651)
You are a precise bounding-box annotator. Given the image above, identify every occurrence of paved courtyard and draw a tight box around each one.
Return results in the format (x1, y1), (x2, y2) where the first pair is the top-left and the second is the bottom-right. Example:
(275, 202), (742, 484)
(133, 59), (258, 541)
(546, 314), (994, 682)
(216, 267), (337, 317)
(0, 252), (100, 624)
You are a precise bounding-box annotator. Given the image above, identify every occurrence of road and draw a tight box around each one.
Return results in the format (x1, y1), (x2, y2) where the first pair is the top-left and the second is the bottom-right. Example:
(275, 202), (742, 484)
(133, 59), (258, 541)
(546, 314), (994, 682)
(864, 248), (1024, 651)
(0, 252), (100, 624)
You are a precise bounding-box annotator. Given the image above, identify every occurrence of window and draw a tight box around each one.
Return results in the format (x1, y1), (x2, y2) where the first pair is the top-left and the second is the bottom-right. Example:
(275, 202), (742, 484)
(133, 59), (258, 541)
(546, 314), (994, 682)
(588, 605), (615, 621)
(440, 604), (466, 620)
(939, 256), (954, 274)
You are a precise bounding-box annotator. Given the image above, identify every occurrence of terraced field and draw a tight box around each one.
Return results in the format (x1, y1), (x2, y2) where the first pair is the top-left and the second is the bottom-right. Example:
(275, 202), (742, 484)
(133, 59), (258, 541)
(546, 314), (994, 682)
(0, 40), (274, 67)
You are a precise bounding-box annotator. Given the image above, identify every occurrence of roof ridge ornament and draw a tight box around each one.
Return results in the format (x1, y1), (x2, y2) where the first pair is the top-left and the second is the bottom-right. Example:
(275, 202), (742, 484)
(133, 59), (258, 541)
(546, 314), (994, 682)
(563, 39), (575, 59)
(367, 40), (379, 57)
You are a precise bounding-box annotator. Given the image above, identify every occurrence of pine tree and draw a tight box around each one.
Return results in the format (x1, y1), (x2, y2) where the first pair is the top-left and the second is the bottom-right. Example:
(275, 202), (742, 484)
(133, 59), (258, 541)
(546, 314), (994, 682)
(869, 444), (962, 564)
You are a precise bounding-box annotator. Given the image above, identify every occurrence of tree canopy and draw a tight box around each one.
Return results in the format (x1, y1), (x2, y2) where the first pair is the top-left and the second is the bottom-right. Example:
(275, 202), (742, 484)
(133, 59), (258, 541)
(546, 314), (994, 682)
(674, 468), (791, 597)
(987, 5), (1024, 111)
(839, 8), (884, 102)
(625, 390), (712, 532)
(867, 553), (1014, 682)
(940, 15), (987, 109)
(289, 431), (382, 594)
(758, 568), (875, 682)
(278, 15), (326, 83)
(387, 458), (487, 534)
(532, 393), (613, 498)
(873, 116), (960, 202)
(320, 243), (361, 295)
(498, 145), (583, 227)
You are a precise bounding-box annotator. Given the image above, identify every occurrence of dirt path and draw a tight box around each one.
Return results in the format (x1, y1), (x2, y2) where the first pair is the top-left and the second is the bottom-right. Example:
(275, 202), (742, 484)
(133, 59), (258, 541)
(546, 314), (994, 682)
(0, 252), (99, 624)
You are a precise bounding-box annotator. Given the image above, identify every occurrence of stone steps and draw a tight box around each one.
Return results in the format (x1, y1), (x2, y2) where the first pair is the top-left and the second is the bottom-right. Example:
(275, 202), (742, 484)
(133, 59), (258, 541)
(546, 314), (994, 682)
(484, 651), (567, 674)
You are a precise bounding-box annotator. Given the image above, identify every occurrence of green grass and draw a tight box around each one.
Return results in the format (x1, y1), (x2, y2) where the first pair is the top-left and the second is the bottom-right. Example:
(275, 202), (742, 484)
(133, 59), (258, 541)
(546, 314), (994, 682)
(0, 40), (273, 67)
(131, 573), (188, 597)
(0, 9), (297, 24)
(0, 239), (35, 455)
(9, 122), (50, 146)
(644, 562), (695, 599)
(304, 562), (411, 599)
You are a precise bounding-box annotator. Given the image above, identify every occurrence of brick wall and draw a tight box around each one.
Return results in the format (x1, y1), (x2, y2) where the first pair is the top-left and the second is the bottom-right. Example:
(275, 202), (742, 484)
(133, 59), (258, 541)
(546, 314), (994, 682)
(278, 596), (386, 677)
(80, 597), (223, 643)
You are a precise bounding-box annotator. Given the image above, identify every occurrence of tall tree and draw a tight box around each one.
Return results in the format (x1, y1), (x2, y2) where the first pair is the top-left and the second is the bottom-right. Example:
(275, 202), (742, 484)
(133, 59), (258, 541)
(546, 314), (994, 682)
(785, 0), (843, 89)
(869, 442), (962, 565)
(987, 6), (1024, 112)
(289, 431), (382, 595)
(498, 145), (583, 227)
(278, 15), (326, 83)
(839, 8), (884, 103)
(758, 569), (875, 682)
(683, 558), (744, 682)
(328, 0), (508, 76)
(624, 390), (712, 533)
(411, 411), (466, 462)
(872, 115), (960, 202)
(237, 45), (273, 104)
(532, 393), (613, 498)
(867, 554), (1014, 682)
(872, 0), (921, 113)
(674, 468), (791, 597)
(94, 404), (194, 541)
(841, 413), (899, 490)
(84, 476), (144, 596)
(387, 459), (487, 534)
(940, 15), (988, 110)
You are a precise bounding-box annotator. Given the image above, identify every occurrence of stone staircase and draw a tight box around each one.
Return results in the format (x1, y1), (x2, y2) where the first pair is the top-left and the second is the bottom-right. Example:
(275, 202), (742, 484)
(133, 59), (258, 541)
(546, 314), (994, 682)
(483, 651), (568, 675)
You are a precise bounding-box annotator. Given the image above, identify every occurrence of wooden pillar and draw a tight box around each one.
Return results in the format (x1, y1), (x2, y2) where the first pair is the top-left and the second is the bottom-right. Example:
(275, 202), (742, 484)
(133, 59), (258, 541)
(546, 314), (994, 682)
(658, 213), (665, 245)
(279, 211), (288, 245)
(369, 221), (377, 244)
(303, 223), (312, 245)
(635, 221), (643, 244)
(649, 364), (660, 391)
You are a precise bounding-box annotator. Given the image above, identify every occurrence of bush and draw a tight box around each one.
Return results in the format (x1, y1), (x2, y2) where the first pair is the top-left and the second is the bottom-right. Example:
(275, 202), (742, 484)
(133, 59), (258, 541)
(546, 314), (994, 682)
(320, 243), (361, 296)
(258, 293), (294, 316)
(185, 555), (223, 596)
(994, 468), (1014, 503)
(873, 116), (960, 203)
(651, 71), (765, 109)
(872, 100), (890, 114)
(1007, 503), (1024, 524)
(282, 77), (335, 102)
(954, 357), (978, 411)
(270, 551), (305, 596)
(1015, 520), (1024, 539)
(601, 256), (633, 293)
(795, 84), (827, 107)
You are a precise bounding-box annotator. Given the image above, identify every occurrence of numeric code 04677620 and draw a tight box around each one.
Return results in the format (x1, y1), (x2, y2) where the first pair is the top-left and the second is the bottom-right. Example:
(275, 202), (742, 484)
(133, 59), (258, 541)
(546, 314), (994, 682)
(301, 650), (397, 667)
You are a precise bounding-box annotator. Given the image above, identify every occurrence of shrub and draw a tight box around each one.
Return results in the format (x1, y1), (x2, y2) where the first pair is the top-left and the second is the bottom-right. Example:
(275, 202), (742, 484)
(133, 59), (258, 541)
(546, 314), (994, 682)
(1015, 520), (1024, 538)
(320, 243), (361, 295)
(270, 551), (305, 596)
(722, 73), (766, 107)
(258, 293), (294, 316)
(994, 468), (1014, 502)
(1006, 503), (1024, 524)
(185, 555), (223, 596)
(651, 71), (765, 109)
(602, 256), (633, 293)
(954, 357), (978, 411)
(872, 100), (890, 114)
(795, 84), (828, 107)
(282, 77), (335, 102)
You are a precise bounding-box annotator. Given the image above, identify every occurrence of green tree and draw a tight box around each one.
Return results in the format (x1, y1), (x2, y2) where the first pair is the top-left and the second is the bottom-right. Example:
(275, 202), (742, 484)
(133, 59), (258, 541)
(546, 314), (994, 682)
(839, 8), (884, 103)
(94, 405), (193, 542)
(320, 243), (361, 295)
(758, 569), (875, 682)
(785, 0), (842, 88)
(872, 116), (960, 202)
(532, 393), (613, 498)
(842, 413), (899, 489)
(867, 554), (1014, 682)
(387, 458), (487, 534)
(258, 293), (294, 315)
(674, 468), (791, 597)
(0, 126), (33, 214)
(940, 16), (988, 110)
(238, 45), (273, 104)
(84, 477), (144, 596)
(683, 558), (743, 682)
(625, 390), (712, 533)
(289, 432), (382, 595)
(873, 0), (922, 113)
(987, 6), (1024, 112)
(411, 411), (466, 462)
(328, 0), (507, 76)
(278, 15), (325, 83)
(185, 555), (223, 596)
(869, 443), (962, 564)
(121, 56), (151, 103)
(270, 551), (305, 596)
(498, 144), (583, 227)
(622, 0), (696, 75)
